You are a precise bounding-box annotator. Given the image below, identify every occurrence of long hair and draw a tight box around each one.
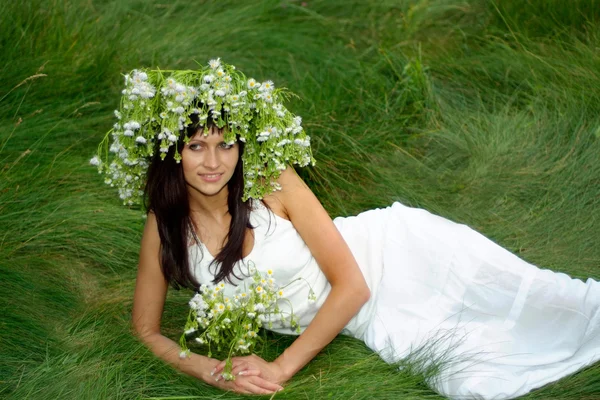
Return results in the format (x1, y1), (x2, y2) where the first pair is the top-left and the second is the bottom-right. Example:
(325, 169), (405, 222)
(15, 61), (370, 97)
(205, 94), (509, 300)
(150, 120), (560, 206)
(144, 113), (253, 290)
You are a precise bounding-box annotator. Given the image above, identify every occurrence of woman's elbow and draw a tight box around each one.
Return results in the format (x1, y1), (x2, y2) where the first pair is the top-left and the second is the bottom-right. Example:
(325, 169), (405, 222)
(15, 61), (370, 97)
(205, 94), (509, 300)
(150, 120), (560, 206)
(359, 286), (371, 305)
(131, 317), (161, 343)
(341, 280), (370, 305)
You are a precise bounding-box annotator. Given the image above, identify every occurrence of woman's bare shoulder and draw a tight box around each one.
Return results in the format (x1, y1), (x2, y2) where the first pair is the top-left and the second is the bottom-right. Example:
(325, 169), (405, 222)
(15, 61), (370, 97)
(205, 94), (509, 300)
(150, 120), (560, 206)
(261, 167), (309, 221)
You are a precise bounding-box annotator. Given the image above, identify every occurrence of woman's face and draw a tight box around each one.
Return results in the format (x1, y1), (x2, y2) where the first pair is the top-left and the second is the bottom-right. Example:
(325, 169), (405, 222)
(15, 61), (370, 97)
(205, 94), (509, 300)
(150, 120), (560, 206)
(181, 126), (240, 199)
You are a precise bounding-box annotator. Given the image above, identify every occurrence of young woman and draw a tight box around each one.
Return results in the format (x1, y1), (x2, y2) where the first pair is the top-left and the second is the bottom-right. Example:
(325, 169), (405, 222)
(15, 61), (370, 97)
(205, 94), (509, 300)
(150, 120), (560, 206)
(95, 61), (600, 399)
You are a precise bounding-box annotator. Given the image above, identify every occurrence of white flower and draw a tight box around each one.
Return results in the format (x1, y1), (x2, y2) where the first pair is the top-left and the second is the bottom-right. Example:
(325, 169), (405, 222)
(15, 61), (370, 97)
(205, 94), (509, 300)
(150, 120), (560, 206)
(275, 161), (286, 171)
(247, 79), (260, 89)
(247, 312), (256, 319)
(209, 58), (221, 69)
(157, 133), (165, 140)
(173, 106), (185, 114)
(138, 71), (148, 81)
(123, 129), (134, 137)
(89, 156), (101, 166)
(215, 89), (226, 97)
(175, 83), (186, 93)
(160, 146), (169, 153)
(195, 337), (205, 344)
(262, 92), (273, 103)
(293, 116), (302, 126)
(204, 74), (215, 83)
(179, 350), (190, 359)
(168, 134), (177, 142)
(200, 83), (210, 91)
(258, 129), (271, 140)
(114, 110), (122, 119)
(135, 136), (147, 144)
(184, 327), (196, 335)
(140, 87), (155, 99)
(254, 303), (265, 312)
(260, 80), (274, 92)
(215, 303), (226, 313)
(175, 94), (185, 102)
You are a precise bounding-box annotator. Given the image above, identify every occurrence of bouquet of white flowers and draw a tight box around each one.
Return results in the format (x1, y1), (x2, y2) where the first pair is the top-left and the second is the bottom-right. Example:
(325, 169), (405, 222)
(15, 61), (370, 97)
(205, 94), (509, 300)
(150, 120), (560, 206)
(179, 263), (316, 380)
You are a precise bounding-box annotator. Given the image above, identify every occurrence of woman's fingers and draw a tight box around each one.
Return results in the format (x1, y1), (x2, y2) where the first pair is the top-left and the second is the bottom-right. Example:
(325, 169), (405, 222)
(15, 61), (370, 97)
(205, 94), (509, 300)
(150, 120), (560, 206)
(245, 376), (283, 393)
(231, 361), (253, 376)
(211, 360), (227, 377)
(220, 375), (283, 395)
(212, 356), (249, 377)
(214, 368), (259, 382)
(237, 369), (261, 377)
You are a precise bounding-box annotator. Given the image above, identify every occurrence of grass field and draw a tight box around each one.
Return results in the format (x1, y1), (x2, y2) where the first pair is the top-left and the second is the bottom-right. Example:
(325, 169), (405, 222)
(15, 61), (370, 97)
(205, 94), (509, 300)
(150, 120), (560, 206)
(1, 0), (599, 398)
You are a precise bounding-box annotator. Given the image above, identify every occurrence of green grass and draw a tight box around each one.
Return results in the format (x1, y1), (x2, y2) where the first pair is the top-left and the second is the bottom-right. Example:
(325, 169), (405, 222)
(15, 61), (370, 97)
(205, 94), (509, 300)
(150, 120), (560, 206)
(1, 0), (599, 398)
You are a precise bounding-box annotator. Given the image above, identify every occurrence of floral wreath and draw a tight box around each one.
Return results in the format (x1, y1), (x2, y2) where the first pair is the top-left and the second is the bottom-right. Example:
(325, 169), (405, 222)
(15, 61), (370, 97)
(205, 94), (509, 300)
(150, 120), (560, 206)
(91, 58), (316, 206)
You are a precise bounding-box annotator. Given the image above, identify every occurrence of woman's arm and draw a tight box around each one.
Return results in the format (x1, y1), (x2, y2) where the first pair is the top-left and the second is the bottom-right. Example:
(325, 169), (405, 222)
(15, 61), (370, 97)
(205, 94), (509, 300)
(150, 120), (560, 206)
(269, 167), (371, 379)
(214, 167), (371, 383)
(132, 212), (283, 394)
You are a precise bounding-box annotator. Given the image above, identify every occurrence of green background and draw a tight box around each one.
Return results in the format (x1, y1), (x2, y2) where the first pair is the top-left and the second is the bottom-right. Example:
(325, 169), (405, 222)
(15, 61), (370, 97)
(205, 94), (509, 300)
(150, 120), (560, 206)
(1, 0), (599, 398)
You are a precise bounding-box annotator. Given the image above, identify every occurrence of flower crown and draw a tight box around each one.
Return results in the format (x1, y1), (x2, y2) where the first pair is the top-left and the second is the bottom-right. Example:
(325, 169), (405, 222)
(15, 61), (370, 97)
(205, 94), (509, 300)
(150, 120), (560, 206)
(91, 58), (315, 206)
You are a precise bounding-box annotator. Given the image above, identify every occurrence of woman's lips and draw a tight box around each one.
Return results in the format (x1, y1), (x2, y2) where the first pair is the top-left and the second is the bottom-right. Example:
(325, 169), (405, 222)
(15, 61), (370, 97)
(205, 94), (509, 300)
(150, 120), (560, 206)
(199, 173), (223, 183)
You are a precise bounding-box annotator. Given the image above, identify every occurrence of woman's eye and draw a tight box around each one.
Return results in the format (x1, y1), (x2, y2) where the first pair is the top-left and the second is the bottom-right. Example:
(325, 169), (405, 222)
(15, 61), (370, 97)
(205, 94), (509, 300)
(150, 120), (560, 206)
(220, 143), (234, 150)
(188, 144), (202, 151)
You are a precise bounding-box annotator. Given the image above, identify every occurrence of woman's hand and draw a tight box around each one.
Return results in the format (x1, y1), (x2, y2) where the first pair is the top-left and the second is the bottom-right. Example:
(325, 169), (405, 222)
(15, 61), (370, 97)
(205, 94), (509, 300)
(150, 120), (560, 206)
(203, 357), (284, 395)
(212, 354), (289, 386)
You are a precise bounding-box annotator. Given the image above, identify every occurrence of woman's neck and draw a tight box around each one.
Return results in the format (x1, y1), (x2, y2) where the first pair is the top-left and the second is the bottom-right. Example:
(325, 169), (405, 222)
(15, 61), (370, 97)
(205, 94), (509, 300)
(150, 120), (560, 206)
(188, 188), (230, 222)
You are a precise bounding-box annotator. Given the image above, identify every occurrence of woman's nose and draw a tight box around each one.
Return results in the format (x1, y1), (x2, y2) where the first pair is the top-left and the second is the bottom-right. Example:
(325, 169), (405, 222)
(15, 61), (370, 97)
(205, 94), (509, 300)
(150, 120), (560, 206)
(203, 148), (220, 169)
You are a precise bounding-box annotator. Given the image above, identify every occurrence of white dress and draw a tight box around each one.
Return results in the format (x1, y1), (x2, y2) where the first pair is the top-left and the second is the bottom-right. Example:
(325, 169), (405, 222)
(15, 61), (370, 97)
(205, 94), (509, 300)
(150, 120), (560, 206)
(189, 200), (600, 399)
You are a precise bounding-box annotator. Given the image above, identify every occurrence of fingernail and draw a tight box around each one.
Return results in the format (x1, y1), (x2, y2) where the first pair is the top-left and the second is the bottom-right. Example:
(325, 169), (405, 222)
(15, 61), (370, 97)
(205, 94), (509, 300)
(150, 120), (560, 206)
(238, 371), (246, 376)
(210, 369), (215, 376)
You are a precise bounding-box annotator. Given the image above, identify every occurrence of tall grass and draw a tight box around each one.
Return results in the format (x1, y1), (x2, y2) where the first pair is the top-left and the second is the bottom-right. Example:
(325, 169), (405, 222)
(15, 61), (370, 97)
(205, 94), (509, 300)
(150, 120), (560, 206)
(1, 0), (599, 398)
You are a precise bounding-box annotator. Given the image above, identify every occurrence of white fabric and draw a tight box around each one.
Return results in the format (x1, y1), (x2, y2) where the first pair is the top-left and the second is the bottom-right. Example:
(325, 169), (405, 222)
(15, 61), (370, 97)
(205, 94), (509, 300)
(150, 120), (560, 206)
(189, 200), (600, 399)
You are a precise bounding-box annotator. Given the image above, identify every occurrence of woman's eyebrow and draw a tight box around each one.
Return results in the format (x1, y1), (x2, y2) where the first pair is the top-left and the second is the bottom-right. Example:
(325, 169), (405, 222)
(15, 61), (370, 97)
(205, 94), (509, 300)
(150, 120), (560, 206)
(188, 139), (226, 144)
